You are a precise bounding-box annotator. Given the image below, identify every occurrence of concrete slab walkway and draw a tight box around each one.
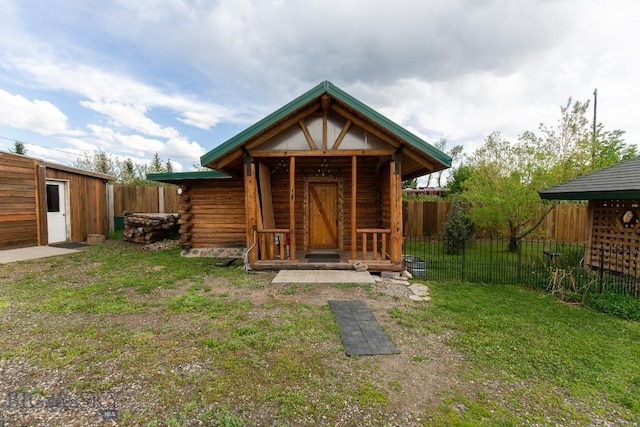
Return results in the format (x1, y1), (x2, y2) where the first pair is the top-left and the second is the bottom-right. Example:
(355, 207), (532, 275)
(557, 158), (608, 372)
(271, 269), (376, 285)
(0, 246), (80, 264)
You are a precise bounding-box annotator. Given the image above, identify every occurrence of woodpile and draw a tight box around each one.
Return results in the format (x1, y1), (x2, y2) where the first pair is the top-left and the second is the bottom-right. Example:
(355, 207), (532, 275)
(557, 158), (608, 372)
(123, 212), (178, 244)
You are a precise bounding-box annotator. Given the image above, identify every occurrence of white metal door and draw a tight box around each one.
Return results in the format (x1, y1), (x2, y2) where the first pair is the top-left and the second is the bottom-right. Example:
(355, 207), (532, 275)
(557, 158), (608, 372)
(46, 181), (68, 243)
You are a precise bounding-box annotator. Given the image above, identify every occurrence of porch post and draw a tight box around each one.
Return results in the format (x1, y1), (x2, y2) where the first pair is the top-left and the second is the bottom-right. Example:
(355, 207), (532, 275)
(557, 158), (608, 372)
(389, 158), (403, 264)
(289, 156), (297, 260)
(351, 155), (357, 260)
(245, 161), (259, 263)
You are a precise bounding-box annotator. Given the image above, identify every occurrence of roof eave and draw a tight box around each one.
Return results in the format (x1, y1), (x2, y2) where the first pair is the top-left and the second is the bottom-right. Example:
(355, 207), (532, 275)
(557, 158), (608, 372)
(146, 171), (231, 184)
(200, 81), (452, 170)
(200, 82), (330, 168)
(539, 190), (640, 200)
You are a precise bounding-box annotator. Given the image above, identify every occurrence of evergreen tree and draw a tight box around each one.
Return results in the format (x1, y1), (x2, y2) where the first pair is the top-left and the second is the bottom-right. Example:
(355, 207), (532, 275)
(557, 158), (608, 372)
(164, 159), (173, 173)
(119, 158), (138, 184)
(9, 141), (27, 155)
(442, 197), (475, 255)
(149, 152), (163, 173)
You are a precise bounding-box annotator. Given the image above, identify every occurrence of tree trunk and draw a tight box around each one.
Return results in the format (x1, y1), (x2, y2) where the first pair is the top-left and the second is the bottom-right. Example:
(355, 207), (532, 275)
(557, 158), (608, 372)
(508, 235), (520, 252)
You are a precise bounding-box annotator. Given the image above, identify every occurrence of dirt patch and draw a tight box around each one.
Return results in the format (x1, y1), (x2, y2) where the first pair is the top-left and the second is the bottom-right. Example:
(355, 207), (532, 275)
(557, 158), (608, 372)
(192, 275), (466, 419)
(0, 258), (465, 426)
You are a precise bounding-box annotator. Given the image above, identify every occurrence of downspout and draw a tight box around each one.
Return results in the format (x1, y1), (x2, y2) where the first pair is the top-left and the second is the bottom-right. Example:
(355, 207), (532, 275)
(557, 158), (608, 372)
(243, 226), (258, 272)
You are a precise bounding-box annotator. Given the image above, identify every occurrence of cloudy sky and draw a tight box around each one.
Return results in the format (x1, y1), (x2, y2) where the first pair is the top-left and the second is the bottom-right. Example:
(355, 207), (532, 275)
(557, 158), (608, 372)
(1, 0), (638, 173)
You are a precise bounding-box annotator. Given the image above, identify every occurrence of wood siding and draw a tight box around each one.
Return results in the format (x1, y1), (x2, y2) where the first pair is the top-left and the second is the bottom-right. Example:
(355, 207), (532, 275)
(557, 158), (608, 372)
(0, 153), (38, 249)
(112, 185), (180, 215)
(45, 168), (110, 242)
(186, 179), (246, 247)
(585, 199), (640, 275)
(403, 200), (588, 241)
(0, 152), (111, 249)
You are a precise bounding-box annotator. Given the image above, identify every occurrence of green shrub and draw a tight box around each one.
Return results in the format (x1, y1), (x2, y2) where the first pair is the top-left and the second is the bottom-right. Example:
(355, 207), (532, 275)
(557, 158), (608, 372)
(585, 293), (640, 321)
(442, 197), (475, 255)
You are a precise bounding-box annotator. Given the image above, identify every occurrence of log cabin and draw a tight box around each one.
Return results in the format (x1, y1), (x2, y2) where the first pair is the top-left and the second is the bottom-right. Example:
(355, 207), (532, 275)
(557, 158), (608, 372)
(539, 156), (640, 277)
(0, 151), (114, 249)
(149, 81), (451, 272)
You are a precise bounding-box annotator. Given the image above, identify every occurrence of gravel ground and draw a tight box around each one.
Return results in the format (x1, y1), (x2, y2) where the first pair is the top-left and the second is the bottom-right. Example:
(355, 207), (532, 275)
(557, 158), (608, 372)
(0, 252), (467, 426)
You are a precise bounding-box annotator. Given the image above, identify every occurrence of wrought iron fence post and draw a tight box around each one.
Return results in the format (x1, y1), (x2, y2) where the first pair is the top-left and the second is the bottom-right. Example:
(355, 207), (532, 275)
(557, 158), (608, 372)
(490, 235), (494, 283)
(517, 240), (522, 284)
(599, 244), (604, 291)
(461, 238), (466, 282)
(635, 248), (639, 298)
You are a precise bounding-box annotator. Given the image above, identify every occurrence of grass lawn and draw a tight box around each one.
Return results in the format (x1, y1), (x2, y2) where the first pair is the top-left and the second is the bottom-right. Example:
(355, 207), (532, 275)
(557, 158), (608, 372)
(1, 240), (639, 426)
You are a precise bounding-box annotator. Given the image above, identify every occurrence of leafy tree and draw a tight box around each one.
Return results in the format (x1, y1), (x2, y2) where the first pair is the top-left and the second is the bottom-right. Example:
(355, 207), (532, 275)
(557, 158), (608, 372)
(461, 132), (554, 252)
(94, 150), (113, 175)
(74, 150), (173, 184)
(9, 141), (27, 155)
(402, 178), (418, 189)
(442, 197), (475, 255)
(462, 96), (634, 252)
(446, 164), (475, 196)
(424, 139), (464, 188)
(74, 150), (116, 176)
(521, 97), (636, 182)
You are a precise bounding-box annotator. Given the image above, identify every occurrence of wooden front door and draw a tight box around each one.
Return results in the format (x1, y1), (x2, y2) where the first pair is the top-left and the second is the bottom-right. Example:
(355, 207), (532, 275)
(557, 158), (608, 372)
(308, 182), (339, 249)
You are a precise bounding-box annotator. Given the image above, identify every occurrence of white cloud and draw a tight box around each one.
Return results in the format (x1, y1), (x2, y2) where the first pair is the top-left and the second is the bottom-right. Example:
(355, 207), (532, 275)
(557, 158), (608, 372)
(80, 125), (205, 165)
(0, 89), (81, 136)
(1, 0), (639, 173)
(80, 100), (181, 139)
(10, 58), (233, 131)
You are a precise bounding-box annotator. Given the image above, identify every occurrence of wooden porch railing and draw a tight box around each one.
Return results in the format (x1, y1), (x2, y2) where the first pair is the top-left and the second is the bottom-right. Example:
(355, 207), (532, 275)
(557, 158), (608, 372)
(257, 229), (290, 260)
(357, 228), (391, 261)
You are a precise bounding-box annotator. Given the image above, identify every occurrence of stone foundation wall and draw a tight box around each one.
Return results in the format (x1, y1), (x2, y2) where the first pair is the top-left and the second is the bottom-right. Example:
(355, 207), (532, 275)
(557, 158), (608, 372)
(181, 247), (246, 259)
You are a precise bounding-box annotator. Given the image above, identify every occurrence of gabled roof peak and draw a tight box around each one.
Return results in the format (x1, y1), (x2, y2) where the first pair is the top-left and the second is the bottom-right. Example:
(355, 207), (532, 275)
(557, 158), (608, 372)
(199, 81), (451, 173)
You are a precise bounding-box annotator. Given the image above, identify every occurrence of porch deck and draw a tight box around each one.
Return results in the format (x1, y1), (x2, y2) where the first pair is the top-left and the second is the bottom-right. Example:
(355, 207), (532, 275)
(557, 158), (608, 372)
(250, 250), (401, 272)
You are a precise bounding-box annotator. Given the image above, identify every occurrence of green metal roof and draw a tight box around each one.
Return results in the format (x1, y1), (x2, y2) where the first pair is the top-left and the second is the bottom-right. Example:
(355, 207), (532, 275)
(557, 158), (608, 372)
(146, 170), (231, 183)
(539, 156), (640, 200)
(200, 80), (452, 169)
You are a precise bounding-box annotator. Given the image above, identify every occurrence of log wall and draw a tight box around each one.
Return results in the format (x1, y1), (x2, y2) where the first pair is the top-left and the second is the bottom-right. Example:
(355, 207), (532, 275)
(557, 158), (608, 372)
(0, 153), (38, 249)
(182, 178), (246, 248)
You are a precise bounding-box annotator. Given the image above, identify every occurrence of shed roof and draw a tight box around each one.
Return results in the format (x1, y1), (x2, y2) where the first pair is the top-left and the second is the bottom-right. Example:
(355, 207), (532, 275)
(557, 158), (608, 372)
(199, 80), (451, 176)
(1, 151), (115, 181)
(538, 156), (640, 200)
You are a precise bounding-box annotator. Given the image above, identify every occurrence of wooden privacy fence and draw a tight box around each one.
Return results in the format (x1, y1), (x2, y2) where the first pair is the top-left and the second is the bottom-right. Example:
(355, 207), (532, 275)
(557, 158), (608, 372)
(108, 185), (180, 232)
(403, 201), (588, 242)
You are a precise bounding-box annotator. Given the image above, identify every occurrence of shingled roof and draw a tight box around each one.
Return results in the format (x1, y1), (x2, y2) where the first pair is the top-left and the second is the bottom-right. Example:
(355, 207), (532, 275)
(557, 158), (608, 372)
(539, 156), (640, 200)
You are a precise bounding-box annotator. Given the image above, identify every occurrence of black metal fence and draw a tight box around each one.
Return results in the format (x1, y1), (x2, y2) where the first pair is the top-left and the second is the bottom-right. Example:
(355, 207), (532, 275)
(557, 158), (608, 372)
(402, 236), (640, 298)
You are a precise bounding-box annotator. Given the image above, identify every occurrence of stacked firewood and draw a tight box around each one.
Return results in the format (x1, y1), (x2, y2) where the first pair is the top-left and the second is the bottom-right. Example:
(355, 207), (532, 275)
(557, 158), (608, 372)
(123, 212), (178, 244)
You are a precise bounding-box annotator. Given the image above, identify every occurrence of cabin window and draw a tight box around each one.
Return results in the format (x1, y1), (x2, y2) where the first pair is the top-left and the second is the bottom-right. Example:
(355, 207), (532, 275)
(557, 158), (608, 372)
(46, 184), (60, 212)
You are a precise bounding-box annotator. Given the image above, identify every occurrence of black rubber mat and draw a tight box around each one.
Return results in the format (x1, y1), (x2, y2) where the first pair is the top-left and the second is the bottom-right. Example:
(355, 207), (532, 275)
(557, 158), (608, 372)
(306, 253), (340, 263)
(328, 300), (400, 356)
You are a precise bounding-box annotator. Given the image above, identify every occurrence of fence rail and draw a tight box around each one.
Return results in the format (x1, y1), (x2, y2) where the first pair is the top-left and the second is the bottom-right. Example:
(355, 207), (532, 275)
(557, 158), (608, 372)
(403, 235), (640, 297)
(403, 201), (588, 242)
